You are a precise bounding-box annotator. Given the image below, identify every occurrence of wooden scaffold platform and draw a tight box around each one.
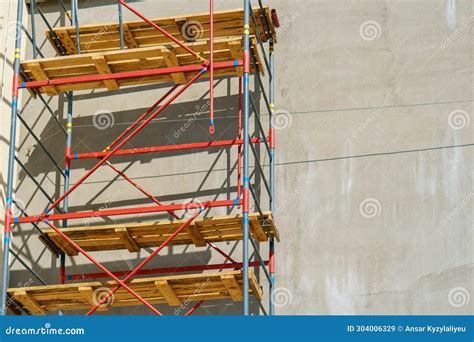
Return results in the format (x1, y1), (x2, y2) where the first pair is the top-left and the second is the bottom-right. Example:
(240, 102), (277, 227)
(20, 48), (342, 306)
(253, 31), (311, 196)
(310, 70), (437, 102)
(4, 0), (280, 317)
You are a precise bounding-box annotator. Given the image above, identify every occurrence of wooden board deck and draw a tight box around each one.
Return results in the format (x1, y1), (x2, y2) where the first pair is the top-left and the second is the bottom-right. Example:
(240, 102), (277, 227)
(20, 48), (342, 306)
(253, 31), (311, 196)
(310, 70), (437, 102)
(7, 270), (262, 315)
(21, 36), (262, 95)
(42, 212), (279, 256)
(47, 7), (276, 55)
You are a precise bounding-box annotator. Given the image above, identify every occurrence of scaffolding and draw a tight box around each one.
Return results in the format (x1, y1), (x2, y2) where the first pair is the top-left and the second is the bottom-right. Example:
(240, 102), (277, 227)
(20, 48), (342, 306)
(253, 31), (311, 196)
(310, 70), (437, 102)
(2, 0), (279, 316)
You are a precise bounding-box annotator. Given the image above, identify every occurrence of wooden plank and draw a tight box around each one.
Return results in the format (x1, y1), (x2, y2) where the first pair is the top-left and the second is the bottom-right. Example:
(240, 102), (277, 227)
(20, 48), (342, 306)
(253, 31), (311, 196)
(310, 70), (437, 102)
(250, 37), (264, 76)
(14, 290), (46, 315)
(28, 62), (58, 96)
(115, 227), (140, 252)
(42, 212), (278, 254)
(122, 23), (139, 48)
(49, 234), (79, 256)
(187, 222), (206, 247)
(22, 37), (261, 95)
(6, 295), (23, 315)
(174, 19), (188, 42)
(161, 48), (187, 84)
(155, 280), (182, 306)
(55, 29), (77, 54)
(248, 270), (263, 301)
(78, 286), (109, 311)
(91, 56), (119, 90)
(220, 274), (243, 301)
(47, 7), (275, 54)
(228, 40), (243, 76)
(262, 213), (280, 242)
(249, 218), (268, 241)
(7, 270), (261, 314)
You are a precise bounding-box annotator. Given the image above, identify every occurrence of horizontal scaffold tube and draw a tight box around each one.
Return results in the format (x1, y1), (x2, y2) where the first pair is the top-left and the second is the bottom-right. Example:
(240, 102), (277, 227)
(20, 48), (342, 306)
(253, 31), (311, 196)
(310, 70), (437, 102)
(20, 61), (242, 89)
(73, 138), (264, 159)
(16, 199), (239, 223)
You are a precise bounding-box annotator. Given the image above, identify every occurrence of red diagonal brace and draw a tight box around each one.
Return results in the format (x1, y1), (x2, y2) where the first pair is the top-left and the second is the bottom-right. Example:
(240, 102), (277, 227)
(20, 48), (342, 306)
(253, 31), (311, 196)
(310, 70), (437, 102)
(86, 204), (208, 315)
(43, 219), (162, 315)
(119, 0), (206, 63)
(101, 163), (240, 315)
(184, 242), (238, 316)
(100, 162), (239, 316)
(103, 85), (179, 153)
(100, 156), (239, 315)
(39, 70), (204, 222)
(105, 161), (179, 220)
(208, 242), (237, 264)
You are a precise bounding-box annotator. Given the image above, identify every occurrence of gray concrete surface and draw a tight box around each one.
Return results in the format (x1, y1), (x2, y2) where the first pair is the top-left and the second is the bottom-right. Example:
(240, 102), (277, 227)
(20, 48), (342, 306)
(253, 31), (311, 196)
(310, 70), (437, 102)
(1, 0), (473, 315)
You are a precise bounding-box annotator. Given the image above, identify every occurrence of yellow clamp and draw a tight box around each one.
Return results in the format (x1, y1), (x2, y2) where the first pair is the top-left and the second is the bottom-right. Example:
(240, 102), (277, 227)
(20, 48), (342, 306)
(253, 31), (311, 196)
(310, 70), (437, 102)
(243, 24), (250, 35)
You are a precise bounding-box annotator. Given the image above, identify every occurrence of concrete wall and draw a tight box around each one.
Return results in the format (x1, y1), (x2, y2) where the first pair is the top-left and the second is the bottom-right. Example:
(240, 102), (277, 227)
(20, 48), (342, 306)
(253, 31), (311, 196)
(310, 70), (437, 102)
(4, 0), (473, 315)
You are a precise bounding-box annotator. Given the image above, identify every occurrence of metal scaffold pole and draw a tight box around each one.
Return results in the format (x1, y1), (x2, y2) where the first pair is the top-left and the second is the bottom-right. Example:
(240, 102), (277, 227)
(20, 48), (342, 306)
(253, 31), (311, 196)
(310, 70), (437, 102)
(30, 0), (37, 58)
(209, 0), (215, 134)
(60, 92), (73, 286)
(1, 0), (24, 316)
(118, 0), (124, 49)
(59, 0), (78, 298)
(242, 0), (251, 316)
(72, 0), (80, 51)
(57, 1), (77, 317)
(269, 39), (276, 316)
